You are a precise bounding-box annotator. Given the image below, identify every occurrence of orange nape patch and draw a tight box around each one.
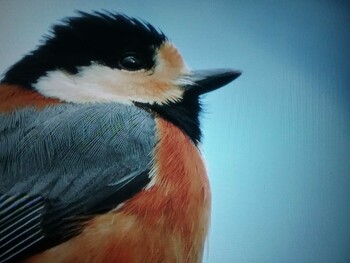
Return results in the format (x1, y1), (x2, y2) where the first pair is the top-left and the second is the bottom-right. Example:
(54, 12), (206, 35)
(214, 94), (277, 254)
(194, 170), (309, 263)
(0, 84), (60, 112)
(27, 118), (211, 263)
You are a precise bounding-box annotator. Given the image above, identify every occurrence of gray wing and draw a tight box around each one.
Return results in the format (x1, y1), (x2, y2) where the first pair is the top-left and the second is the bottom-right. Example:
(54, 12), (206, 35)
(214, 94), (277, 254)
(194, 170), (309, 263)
(0, 103), (156, 262)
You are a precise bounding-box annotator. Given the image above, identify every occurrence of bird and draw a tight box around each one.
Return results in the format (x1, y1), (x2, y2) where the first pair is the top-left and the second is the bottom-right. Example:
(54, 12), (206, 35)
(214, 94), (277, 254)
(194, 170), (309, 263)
(0, 11), (240, 263)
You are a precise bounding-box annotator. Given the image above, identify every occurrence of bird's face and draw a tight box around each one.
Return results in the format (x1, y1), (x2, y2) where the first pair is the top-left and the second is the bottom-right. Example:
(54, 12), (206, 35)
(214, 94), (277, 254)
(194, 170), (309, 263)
(35, 36), (190, 105)
(2, 12), (240, 106)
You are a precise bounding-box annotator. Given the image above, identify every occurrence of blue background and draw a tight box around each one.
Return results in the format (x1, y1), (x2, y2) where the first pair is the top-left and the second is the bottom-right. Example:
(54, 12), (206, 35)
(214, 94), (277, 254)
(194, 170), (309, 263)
(1, 1), (349, 262)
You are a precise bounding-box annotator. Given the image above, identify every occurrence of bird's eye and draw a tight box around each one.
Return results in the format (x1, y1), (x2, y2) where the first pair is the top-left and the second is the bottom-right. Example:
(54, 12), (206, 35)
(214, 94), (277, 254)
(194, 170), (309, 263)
(119, 53), (145, 71)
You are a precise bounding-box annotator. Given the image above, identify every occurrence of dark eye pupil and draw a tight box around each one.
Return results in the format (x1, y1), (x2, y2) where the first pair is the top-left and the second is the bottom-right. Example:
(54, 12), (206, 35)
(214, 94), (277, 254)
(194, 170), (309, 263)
(120, 54), (144, 71)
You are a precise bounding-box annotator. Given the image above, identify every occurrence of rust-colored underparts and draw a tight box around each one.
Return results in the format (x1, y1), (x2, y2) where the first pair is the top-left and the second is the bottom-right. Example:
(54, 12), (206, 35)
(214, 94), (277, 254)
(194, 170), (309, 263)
(27, 118), (211, 263)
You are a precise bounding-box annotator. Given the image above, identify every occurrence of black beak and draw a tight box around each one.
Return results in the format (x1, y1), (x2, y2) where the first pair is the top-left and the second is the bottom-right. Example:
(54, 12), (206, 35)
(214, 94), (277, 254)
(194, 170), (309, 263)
(184, 69), (241, 95)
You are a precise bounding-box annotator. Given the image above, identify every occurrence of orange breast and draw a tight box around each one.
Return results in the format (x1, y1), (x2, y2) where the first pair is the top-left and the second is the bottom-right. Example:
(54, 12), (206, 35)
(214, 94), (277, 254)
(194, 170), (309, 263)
(27, 118), (211, 263)
(0, 84), (60, 112)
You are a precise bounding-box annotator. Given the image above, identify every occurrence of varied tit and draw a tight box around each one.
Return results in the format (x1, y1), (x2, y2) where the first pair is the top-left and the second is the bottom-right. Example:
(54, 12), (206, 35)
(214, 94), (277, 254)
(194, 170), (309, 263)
(0, 11), (240, 263)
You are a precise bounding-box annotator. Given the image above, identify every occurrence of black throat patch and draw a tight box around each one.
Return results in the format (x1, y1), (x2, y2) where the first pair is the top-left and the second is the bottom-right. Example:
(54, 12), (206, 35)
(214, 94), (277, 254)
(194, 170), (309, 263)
(135, 91), (202, 145)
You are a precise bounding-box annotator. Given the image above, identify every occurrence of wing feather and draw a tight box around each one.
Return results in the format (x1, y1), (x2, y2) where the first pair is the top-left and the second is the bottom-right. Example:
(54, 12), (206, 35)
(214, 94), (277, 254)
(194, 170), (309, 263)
(0, 103), (156, 261)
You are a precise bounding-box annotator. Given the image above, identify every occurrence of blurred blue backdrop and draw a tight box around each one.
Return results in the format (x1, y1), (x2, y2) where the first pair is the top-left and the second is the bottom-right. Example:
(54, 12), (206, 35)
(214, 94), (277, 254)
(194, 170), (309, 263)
(1, 1), (349, 262)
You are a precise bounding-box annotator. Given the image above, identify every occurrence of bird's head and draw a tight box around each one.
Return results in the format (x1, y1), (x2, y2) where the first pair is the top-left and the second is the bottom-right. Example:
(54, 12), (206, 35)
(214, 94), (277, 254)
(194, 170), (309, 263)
(1, 11), (241, 143)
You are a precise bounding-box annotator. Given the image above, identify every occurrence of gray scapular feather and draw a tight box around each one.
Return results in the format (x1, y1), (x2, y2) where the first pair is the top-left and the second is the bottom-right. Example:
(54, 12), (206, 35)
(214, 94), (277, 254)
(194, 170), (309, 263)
(0, 103), (156, 203)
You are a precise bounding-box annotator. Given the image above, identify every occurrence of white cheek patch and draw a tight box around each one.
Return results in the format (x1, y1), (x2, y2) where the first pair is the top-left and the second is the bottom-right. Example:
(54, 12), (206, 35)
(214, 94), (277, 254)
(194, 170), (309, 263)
(34, 43), (188, 105)
(34, 63), (184, 105)
(34, 65), (137, 104)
